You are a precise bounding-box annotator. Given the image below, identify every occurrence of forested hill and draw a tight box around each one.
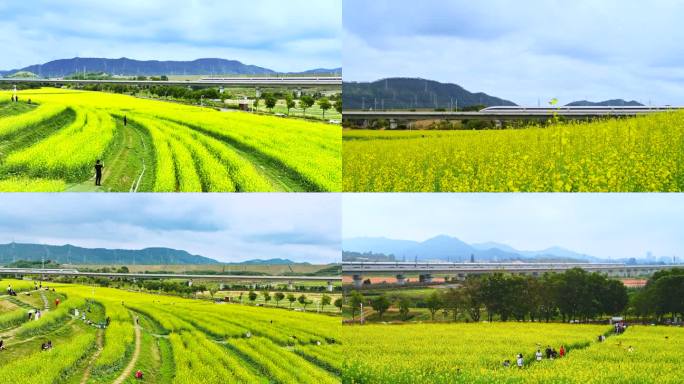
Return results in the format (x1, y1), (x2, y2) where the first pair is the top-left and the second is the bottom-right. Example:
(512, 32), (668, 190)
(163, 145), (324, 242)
(0, 243), (218, 265)
(342, 78), (517, 110)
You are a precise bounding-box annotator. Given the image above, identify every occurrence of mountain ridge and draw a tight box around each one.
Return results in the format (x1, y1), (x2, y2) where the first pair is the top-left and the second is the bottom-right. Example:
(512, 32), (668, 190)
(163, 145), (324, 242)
(0, 242), (218, 265)
(565, 99), (644, 107)
(0, 57), (341, 77)
(343, 235), (596, 262)
(343, 77), (517, 110)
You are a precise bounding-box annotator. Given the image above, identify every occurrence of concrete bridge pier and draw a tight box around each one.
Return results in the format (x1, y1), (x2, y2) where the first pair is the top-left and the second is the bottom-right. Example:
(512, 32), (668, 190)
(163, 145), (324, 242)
(255, 87), (261, 98)
(219, 86), (224, 94)
(396, 274), (407, 285)
(288, 281), (294, 291)
(389, 119), (398, 129)
(353, 274), (363, 289)
(219, 283), (225, 290)
(295, 88), (302, 98)
(419, 274), (433, 283)
(327, 281), (334, 292)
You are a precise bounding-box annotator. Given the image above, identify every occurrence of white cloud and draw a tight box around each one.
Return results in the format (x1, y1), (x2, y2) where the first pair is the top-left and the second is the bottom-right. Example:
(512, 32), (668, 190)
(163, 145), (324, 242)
(343, 0), (684, 105)
(0, 0), (341, 72)
(343, 194), (684, 259)
(0, 194), (341, 264)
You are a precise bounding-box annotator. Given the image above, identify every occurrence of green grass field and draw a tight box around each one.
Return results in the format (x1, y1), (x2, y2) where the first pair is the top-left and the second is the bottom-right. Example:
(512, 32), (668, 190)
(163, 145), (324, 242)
(0, 88), (341, 192)
(0, 278), (340, 383)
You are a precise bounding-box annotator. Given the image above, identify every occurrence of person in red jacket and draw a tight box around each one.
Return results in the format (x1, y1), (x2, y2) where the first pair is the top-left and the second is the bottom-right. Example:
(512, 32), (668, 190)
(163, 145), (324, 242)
(135, 370), (143, 380)
(559, 345), (566, 357)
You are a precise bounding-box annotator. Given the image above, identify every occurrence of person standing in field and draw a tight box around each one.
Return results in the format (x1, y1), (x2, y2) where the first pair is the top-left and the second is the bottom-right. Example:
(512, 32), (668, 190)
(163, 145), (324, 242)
(559, 345), (566, 357)
(516, 354), (524, 368)
(94, 160), (104, 186)
(535, 349), (543, 361)
(124, 115), (127, 126)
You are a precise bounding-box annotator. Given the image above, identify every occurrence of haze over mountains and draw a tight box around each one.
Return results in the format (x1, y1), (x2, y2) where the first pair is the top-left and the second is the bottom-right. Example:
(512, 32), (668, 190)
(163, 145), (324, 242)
(343, 235), (600, 263)
(0, 57), (342, 78)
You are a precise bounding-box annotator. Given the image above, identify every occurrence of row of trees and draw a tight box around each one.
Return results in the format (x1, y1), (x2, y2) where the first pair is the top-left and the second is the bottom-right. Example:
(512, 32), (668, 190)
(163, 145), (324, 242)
(254, 93), (342, 118)
(348, 268), (629, 322)
(630, 268), (684, 321)
(241, 290), (342, 311)
(76, 83), (342, 118)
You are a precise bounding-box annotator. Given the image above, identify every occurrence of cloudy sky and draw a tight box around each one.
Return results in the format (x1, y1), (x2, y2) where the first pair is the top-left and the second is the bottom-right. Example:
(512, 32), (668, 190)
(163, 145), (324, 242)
(0, 0), (341, 72)
(343, 194), (684, 260)
(344, 0), (684, 105)
(0, 194), (340, 264)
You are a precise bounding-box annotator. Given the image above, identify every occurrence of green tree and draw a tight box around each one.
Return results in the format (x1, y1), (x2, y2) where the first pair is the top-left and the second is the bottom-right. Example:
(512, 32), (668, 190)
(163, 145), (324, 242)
(318, 97), (331, 118)
(285, 94), (296, 115)
(463, 277), (483, 321)
(300, 95), (315, 116)
(425, 291), (443, 321)
(398, 296), (411, 321)
(443, 288), (463, 321)
(274, 292), (285, 307)
(287, 293), (296, 308)
(298, 294), (308, 309)
(334, 298), (343, 312)
(371, 295), (391, 320)
(602, 279), (629, 316)
(349, 291), (365, 320)
(262, 291), (271, 304)
(321, 294), (332, 309)
(253, 97), (260, 112)
(264, 94), (277, 112)
(248, 290), (258, 303)
(334, 98), (343, 114)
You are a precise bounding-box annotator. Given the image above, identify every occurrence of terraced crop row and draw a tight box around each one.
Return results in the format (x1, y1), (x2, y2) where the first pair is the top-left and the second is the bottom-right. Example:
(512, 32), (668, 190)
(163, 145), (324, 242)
(0, 102), (67, 139)
(0, 280), (340, 383)
(5, 108), (116, 181)
(0, 88), (341, 191)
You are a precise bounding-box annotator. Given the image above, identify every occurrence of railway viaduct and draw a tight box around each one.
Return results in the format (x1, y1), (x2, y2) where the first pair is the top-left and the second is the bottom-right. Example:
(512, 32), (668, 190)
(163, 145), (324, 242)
(343, 106), (684, 128)
(0, 267), (341, 292)
(343, 262), (679, 288)
(0, 76), (342, 98)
